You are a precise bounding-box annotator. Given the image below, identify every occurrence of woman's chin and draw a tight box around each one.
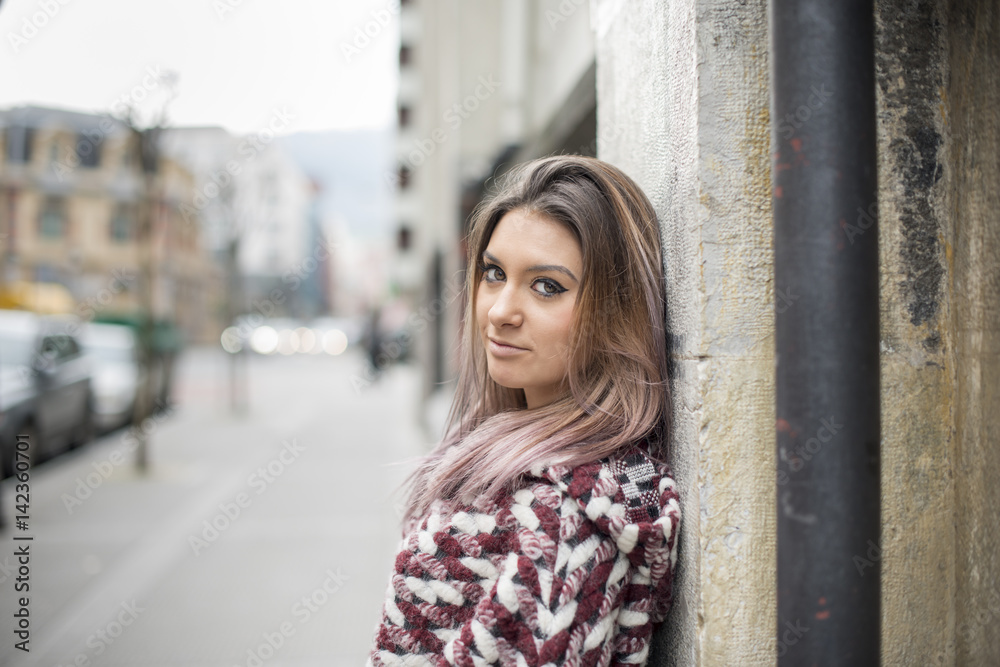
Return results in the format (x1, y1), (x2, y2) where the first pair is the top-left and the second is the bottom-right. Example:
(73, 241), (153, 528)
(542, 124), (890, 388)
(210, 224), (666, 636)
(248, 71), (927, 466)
(487, 373), (522, 392)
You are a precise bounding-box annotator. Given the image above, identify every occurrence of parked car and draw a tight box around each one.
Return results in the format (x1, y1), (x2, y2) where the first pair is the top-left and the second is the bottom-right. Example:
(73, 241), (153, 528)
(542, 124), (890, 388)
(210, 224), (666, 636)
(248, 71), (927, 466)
(91, 314), (182, 412)
(0, 310), (94, 476)
(78, 322), (142, 433)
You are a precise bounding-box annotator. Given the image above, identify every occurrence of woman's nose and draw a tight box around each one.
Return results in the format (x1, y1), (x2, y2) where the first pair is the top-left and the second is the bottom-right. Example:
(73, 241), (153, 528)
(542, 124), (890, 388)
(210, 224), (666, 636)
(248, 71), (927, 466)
(488, 283), (523, 327)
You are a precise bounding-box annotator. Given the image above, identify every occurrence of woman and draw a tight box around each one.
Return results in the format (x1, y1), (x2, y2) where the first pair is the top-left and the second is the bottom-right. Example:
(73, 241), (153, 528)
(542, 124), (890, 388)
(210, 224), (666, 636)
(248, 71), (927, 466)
(369, 156), (680, 666)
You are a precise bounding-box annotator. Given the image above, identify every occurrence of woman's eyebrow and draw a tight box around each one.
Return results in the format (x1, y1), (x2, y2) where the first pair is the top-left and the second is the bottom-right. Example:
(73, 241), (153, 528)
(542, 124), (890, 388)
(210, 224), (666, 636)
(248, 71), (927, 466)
(482, 250), (578, 283)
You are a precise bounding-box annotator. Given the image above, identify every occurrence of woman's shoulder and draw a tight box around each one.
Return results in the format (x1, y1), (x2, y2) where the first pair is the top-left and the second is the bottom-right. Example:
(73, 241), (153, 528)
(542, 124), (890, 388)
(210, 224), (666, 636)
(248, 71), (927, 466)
(411, 443), (680, 551)
(527, 442), (681, 554)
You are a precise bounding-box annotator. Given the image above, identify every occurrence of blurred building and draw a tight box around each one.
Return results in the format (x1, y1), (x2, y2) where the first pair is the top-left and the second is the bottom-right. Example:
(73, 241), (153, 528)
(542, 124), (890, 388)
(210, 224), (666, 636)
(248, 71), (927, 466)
(162, 127), (326, 322)
(0, 105), (222, 343)
(394, 0), (596, 410)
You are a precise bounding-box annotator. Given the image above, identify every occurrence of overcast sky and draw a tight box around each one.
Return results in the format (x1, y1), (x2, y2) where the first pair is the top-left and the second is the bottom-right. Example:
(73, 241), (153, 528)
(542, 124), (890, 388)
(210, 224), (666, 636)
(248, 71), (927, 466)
(0, 0), (398, 134)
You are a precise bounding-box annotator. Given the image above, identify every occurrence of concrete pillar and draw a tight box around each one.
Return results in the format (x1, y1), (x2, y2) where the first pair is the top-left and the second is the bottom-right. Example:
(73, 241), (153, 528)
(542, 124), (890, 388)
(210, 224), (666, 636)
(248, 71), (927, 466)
(594, 1), (775, 664)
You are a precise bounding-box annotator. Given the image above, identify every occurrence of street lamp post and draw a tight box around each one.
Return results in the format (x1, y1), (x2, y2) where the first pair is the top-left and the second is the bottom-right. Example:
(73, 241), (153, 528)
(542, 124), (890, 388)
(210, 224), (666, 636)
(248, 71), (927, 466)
(132, 124), (161, 473)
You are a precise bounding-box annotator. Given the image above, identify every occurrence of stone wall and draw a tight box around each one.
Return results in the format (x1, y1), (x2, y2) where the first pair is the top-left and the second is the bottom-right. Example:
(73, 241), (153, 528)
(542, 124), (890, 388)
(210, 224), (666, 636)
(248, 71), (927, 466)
(875, 0), (953, 662)
(945, 4), (1000, 660)
(877, 1), (1000, 663)
(594, 1), (775, 664)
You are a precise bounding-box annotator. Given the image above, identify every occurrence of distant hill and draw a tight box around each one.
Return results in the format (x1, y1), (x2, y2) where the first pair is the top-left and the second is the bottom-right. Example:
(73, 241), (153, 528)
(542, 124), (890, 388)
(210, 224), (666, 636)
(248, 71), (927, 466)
(278, 128), (395, 239)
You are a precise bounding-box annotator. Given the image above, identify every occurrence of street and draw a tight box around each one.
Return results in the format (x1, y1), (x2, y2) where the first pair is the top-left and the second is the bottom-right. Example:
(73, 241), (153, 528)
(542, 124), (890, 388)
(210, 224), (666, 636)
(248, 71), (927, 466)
(0, 345), (429, 666)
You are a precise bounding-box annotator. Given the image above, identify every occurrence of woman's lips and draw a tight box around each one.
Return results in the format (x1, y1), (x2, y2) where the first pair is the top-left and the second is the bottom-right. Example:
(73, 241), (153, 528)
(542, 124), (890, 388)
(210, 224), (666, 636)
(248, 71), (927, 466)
(487, 338), (527, 357)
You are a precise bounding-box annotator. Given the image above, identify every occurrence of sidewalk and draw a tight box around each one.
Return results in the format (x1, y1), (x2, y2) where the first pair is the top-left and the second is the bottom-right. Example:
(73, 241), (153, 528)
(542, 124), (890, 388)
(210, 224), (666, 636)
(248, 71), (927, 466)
(0, 346), (430, 666)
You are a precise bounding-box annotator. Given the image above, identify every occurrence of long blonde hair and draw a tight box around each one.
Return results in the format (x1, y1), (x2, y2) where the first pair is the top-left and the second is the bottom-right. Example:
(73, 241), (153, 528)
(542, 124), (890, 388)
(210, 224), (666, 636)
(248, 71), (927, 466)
(404, 155), (670, 520)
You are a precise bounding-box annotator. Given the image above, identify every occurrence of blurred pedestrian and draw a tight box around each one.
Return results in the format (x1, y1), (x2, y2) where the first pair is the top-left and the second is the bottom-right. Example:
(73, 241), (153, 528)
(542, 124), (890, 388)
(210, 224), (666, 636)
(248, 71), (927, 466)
(368, 156), (681, 665)
(365, 305), (384, 378)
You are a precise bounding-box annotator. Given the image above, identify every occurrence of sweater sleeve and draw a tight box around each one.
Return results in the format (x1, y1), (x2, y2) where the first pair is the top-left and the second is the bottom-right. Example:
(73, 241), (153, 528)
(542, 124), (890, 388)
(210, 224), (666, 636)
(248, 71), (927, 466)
(444, 456), (680, 666)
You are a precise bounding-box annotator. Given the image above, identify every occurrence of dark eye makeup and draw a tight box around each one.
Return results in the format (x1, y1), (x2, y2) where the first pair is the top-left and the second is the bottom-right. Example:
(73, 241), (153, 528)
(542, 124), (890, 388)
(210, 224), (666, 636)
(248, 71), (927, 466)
(479, 262), (568, 298)
(531, 278), (567, 296)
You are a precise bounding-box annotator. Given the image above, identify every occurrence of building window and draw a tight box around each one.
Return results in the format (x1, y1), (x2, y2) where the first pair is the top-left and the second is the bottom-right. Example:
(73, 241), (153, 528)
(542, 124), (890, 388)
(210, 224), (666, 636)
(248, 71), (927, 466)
(75, 132), (102, 168)
(399, 44), (412, 67)
(5, 126), (34, 164)
(39, 197), (66, 238)
(397, 225), (412, 251)
(398, 164), (411, 189)
(398, 105), (412, 128)
(110, 204), (134, 243)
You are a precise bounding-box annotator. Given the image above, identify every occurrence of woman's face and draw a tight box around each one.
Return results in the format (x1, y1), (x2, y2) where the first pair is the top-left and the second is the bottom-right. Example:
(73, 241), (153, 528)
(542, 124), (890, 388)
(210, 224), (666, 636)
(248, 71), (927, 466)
(476, 208), (583, 409)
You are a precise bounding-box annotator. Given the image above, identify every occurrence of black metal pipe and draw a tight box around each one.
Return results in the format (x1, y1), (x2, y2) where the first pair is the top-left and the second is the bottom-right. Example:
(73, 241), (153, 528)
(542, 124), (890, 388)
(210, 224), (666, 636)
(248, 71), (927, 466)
(772, 0), (881, 664)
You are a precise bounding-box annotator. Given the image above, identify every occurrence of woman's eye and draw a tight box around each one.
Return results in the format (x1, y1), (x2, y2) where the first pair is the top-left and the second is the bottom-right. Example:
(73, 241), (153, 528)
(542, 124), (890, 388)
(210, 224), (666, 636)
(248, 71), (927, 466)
(482, 265), (505, 282)
(532, 279), (566, 296)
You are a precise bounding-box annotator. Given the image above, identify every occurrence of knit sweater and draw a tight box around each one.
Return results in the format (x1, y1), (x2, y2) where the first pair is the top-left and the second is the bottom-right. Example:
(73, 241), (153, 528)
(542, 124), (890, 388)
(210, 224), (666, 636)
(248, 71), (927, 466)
(368, 447), (681, 666)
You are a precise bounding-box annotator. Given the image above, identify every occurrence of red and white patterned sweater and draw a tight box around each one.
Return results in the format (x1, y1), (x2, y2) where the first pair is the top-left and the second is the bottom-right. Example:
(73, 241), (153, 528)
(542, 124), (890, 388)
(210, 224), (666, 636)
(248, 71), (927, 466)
(368, 447), (681, 666)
